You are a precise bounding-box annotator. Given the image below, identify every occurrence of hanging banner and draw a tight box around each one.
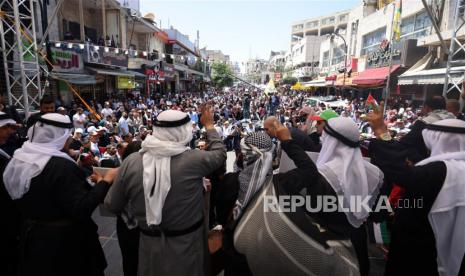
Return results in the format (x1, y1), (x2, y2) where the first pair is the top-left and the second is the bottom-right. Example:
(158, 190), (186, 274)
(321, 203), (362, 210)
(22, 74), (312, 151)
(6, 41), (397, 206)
(51, 47), (84, 73)
(87, 46), (129, 67)
(117, 76), (135, 89)
(163, 63), (175, 80)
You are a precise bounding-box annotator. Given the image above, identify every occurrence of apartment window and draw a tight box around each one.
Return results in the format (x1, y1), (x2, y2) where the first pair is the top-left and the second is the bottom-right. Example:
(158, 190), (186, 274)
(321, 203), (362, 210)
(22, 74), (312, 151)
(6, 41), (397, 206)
(331, 46), (345, 66)
(339, 14), (348, 22)
(361, 27), (386, 55)
(329, 17), (335, 24)
(322, 51), (330, 67)
(293, 24), (303, 31)
(306, 21), (318, 28)
(401, 11), (432, 40)
(321, 18), (328, 25)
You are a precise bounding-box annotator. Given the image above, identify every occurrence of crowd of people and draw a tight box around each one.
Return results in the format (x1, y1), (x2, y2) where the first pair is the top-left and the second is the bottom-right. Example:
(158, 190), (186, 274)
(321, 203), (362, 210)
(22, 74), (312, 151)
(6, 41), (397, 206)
(0, 85), (464, 276)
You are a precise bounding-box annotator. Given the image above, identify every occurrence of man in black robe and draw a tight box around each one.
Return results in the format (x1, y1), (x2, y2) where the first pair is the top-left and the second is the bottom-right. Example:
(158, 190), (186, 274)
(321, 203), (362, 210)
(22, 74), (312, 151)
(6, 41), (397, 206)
(366, 102), (465, 276)
(0, 112), (22, 276)
(3, 113), (118, 276)
(394, 96), (454, 163)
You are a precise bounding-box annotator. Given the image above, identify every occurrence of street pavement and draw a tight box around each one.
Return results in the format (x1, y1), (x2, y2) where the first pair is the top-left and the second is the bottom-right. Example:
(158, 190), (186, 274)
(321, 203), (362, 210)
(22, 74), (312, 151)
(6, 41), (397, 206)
(94, 151), (386, 276)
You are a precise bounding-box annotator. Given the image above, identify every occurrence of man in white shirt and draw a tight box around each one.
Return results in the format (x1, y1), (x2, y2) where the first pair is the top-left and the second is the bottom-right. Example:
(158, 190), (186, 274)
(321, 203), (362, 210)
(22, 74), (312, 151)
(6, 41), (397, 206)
(136, 99), (147, 110)
(72, 107), (87, 129)
(101, 102), (114, 119)
(245, 122), (255, 134)
(118, 112), (130, 136)
(214, 122), (224, 139)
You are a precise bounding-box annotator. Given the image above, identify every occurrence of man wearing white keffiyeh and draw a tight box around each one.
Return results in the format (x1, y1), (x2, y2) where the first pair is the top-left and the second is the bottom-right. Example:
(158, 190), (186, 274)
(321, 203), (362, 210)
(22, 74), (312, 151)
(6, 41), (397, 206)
(105, 105), (226, 276)
(3, 113), (118, 276)
(367, 102), (465, 276)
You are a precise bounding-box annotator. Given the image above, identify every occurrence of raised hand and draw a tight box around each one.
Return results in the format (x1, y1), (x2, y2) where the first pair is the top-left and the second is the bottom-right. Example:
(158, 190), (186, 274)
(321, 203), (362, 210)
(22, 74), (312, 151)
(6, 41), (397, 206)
(364, 101), (388, 136)
(273, 121), (292, 142)
(200, 104), (214, 130)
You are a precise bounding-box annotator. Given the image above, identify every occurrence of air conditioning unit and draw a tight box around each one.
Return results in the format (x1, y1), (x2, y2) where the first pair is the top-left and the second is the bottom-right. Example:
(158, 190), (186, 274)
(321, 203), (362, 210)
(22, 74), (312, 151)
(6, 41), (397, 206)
(89, 48), (100, 63)
(130, 9), (141, 18)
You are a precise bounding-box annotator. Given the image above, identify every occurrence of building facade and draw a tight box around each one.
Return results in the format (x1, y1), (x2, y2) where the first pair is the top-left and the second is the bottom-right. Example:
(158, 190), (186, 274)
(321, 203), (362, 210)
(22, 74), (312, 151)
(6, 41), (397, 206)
(291, 0), (464, 104)
(291, 9), (350, 46)
(245, 58), (269, 84)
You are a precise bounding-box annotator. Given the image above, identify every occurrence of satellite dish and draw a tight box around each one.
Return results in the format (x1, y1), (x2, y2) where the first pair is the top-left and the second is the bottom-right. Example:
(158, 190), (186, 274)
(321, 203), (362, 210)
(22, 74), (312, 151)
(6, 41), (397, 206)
(144, 13), (155, 22)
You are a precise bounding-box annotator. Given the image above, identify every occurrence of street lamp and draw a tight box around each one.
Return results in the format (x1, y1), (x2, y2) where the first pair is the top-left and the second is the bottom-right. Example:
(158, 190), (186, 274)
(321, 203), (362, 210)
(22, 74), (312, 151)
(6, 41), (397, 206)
(330, 28), (348, 86)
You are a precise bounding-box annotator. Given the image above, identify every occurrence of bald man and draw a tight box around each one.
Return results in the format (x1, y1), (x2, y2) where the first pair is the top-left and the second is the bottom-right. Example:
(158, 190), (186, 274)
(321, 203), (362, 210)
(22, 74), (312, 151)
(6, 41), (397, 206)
(264, 116), (320, 152)
(446, 99), (464, 120)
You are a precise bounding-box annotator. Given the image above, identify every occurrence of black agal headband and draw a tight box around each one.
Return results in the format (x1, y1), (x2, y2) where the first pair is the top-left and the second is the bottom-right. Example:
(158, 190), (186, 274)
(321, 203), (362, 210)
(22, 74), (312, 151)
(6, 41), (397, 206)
(37, 116), (73, 129)
(153, 115), (190, 128)
(0, 113), (13, 121)
(324, 122), (359, 148)
(426, 124), (465, 134)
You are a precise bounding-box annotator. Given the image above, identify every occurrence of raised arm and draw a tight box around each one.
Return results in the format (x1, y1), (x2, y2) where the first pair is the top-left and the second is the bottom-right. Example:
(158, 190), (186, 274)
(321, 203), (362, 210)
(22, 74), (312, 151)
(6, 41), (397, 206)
(275, 123), (319, 193)
(196, 104), (227, 176)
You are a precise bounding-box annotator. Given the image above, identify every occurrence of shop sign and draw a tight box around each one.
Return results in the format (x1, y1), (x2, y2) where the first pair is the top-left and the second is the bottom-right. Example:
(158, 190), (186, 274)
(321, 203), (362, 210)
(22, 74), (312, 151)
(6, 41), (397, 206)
(128, 58), (158, 69)
(146, 69), (165, 82)
(335, 72), (359, 86)
(51, 47), (84, 73)
(87, 46), (128, 67)
(117, 76), (135, 89)
(163, 63), (175, 79)
(366, 39), (401, 69)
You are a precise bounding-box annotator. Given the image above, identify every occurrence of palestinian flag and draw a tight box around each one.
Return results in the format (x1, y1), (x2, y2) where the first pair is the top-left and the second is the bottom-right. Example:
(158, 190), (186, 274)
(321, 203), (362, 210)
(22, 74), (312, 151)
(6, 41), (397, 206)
(366, 93), (378, 110)
(368, 221), (391, 245)
(393, 0), (402, 41)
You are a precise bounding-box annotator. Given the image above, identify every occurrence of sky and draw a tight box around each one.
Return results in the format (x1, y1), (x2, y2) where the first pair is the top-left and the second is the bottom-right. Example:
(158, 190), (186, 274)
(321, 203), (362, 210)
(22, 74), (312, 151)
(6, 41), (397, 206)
(140, 0), (360, 63)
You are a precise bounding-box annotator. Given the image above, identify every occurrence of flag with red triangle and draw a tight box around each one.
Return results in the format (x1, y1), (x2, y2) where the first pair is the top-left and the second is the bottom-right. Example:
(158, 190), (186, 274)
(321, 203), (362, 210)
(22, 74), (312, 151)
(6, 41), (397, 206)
(366, 93), (378, 109)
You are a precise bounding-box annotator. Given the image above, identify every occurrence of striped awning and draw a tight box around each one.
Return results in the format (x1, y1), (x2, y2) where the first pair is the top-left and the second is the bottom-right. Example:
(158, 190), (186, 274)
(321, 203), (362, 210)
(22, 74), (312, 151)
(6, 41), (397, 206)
(398, 66), (465, 85)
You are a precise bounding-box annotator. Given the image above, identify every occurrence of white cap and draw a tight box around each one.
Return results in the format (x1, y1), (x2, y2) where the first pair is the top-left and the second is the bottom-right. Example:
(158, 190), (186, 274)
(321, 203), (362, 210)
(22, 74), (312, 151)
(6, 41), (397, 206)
(97, 126), (107, 132)
(74, 128), (84, 134)
(87, 126), (97, 133)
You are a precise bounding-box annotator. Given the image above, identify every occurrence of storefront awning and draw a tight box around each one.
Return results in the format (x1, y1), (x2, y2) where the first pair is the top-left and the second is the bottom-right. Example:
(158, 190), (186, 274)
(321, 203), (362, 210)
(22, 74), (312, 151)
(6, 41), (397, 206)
(187, 68), (205, 77)
(87, 67), (146, 78)
(335, 72), (359, 86)
(325, 75), (337, 81)
(353, 65), (401, 86)
(302, 79), (326, 87)
(50, 72), (97, 85)
(398, 66), (465, 85)
(174, 64), (188, 72)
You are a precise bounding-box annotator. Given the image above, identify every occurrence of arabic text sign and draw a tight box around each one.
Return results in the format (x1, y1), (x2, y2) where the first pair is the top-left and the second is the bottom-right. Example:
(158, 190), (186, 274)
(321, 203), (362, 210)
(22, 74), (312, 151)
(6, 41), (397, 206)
(51, 47), (84, 73)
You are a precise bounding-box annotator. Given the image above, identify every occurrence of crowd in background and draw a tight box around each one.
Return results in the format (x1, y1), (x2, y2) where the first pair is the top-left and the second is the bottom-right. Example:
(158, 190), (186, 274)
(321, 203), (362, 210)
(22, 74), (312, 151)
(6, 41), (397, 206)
(2, 83), (465, 276)
(20, 85), (462, 169)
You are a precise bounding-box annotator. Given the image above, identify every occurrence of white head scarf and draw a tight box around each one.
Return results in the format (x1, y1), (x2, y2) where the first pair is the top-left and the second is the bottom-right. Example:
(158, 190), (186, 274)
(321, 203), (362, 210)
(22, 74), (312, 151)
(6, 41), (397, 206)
(0, 111), (17, 127)
(140, 110), (193, 226)
(416, 119), (465, 276)
(4, 113), (75, 200)
(316, 117), (383, 228)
